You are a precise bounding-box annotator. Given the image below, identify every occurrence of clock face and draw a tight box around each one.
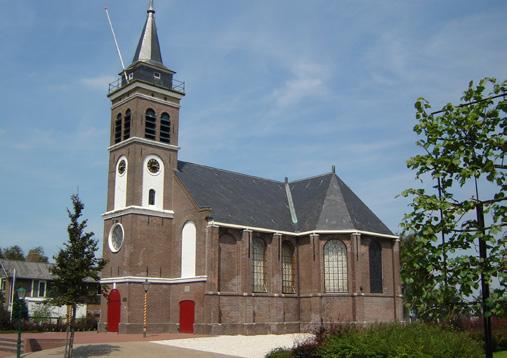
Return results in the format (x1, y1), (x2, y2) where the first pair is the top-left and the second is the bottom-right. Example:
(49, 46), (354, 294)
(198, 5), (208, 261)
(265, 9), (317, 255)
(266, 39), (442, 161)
(118, 160), (126, 175)
(147, 159), (160, 174)
(109, 224), (124, 253)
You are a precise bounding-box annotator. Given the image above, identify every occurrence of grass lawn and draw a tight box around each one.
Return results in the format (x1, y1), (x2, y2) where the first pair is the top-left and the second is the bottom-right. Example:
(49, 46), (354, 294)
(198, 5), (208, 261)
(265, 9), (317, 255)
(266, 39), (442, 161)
(494, 351), (507, 358)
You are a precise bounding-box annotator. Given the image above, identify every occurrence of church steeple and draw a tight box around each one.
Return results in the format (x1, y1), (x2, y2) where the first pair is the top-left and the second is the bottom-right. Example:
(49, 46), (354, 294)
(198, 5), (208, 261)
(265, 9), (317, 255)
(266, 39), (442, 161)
(132, 0), (164, 67)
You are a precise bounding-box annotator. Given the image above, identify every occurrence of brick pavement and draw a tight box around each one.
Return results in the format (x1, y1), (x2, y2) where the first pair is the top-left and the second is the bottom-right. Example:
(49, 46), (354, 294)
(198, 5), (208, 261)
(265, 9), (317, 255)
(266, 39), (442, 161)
(0, 331), (214, 358)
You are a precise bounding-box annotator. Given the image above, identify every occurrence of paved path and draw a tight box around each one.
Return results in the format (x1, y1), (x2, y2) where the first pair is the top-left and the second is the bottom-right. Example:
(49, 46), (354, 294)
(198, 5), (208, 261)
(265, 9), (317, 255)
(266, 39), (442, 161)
(0, 332), (217, 358)
(10, 341), (237, 358)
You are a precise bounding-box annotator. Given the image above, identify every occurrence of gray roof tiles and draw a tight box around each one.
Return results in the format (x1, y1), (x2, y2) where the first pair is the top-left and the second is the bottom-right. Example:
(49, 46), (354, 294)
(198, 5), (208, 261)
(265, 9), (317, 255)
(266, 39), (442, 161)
(0, 259), (54, 280)
(176, 161), (394, 236)
(132, 3), (164, 66)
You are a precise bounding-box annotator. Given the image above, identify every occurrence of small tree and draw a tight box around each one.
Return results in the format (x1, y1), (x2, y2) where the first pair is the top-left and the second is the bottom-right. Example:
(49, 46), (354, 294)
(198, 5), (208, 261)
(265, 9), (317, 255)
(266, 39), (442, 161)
(49, 194), (105, 358)
(3, 246), (25, 261)
(401, 77), (506, 322)
(26, 246), (49, 263)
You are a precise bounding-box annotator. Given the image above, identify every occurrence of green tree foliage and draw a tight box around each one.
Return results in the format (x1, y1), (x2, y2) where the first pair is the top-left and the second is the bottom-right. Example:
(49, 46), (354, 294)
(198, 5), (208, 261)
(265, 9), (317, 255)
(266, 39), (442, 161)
(49, 194), (106, 358)
(12, 296), (28, 322)
(2, 245), (25, 261)
(26, 246), (49, 263)
(401, 78), (506, 322)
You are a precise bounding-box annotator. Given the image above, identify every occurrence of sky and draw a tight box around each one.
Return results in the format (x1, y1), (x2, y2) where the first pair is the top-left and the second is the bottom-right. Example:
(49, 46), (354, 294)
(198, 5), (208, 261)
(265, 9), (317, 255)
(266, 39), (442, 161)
(0, 0), (506, 260)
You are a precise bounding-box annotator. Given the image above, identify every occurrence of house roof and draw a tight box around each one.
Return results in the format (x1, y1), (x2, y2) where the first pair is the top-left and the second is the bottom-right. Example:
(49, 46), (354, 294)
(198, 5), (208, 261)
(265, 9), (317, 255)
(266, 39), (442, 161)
(176, 161), (394, 236)
(0, 259), (54, 280)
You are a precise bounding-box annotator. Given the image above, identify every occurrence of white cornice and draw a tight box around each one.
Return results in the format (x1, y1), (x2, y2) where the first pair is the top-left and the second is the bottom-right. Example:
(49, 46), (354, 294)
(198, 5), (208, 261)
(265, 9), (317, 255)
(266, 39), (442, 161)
(108, 81), (184, 102)
(209, 221), (399, 239)
(100, 275), (207, 285)
(103, 206), (174, 220)
(108, 136), (180, 152)
(111, 92), (180, 110)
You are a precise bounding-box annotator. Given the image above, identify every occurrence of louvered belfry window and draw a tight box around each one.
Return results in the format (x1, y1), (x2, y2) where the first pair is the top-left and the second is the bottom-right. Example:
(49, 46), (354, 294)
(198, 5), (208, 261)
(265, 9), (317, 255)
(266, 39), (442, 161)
(145, 108), (156, 140)
(324, 240), (348, 293)
(114, 113), (122, 143)
(369, 241), (383, 293)
(160, 112), (171, 143)
(123, 109), (131, 140)
(282, 242), (296, 293)
(252, 237), (266, 292)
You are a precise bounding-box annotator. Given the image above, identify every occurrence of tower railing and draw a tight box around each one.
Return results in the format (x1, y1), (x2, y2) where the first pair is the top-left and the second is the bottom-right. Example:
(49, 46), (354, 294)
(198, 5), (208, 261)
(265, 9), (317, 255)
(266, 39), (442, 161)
(108, 75), (185, 94)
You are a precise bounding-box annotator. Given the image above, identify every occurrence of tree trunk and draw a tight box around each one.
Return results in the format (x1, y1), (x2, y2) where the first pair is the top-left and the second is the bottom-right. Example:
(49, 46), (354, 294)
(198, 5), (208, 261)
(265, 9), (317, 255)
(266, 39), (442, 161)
(64, 304), (77, 358)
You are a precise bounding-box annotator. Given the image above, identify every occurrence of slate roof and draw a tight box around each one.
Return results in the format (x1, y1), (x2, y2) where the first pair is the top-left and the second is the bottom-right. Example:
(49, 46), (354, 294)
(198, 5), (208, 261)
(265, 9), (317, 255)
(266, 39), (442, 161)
(0, 259), (54, 280)
(132, 1), (164, 67)
(176, 161), (394, 236)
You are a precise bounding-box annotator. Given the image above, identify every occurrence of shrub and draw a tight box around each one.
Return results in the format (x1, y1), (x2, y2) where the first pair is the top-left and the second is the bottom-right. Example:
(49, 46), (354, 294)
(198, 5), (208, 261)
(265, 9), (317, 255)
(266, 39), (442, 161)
(318, 323), (483, 358)
(266, 348), (292, 358)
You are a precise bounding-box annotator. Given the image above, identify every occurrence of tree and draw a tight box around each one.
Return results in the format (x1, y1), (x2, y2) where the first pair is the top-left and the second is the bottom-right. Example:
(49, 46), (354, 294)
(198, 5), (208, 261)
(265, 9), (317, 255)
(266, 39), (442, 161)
(26, 247), (49, 263)
(49, 194), (106, 358)
(401, 78), (506, 323)
(3, 246), (25, 261)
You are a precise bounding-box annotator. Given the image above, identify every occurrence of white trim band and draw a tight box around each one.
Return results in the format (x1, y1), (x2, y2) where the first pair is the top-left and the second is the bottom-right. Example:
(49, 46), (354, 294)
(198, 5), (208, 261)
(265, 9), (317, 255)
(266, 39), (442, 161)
(103, 206), (175, 220)
(100, 275), (207, 285)
(111, 92), (181, 111)
(209, 220), (398, 239)
(108, 81), (184, 101)
(109, 136), (180, 152)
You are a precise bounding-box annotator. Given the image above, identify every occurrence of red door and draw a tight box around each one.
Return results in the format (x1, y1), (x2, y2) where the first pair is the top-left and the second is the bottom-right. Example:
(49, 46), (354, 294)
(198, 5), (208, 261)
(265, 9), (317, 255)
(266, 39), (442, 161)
(107, 289), (121, 332)
(179, 300), (195, 333)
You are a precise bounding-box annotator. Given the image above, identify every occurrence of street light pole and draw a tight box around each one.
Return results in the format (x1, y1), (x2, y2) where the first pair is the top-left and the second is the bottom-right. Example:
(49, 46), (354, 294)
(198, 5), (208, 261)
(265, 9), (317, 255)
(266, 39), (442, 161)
(143, 279), (150, 338)
(15, 287), (26, 358)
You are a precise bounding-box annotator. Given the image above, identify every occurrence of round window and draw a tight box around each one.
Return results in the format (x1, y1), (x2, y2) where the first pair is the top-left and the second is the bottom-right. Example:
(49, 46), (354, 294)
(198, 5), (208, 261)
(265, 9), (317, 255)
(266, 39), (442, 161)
(117, 159), (126, 175)
(147, 159), (160, 174)
(109, 224), (124, 253)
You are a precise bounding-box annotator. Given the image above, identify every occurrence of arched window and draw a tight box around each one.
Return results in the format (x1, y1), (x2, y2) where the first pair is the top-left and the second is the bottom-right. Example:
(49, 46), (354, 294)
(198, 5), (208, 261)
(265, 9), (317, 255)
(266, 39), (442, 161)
(282, 242), (296, 293)
(114, 113), (122, 143)
(145, 108), (156, 140)
(324, 240), (347, 293)
(252, 237), (266, 292)
(123, 109), (131, 140)
(148, 189), (156, 205)
(181, 221), (196, 277)
(160, 112), (171, 144)
(369, 241), (383, 293)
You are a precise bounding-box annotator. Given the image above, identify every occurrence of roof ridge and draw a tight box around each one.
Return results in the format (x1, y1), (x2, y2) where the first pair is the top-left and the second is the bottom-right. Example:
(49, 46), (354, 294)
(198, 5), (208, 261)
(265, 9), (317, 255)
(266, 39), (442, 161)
(289, 171), (334, 184)
(178, 160), (284, 184)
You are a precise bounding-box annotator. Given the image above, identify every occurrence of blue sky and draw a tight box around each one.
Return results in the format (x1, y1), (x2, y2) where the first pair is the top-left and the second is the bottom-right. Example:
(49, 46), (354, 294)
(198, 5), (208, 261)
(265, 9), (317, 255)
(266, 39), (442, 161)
(0, 0), (506, 260)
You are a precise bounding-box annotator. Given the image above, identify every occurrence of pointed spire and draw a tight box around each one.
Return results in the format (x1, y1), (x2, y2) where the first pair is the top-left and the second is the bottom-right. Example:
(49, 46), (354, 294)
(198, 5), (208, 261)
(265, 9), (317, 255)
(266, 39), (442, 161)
(132, 0), (164, 66)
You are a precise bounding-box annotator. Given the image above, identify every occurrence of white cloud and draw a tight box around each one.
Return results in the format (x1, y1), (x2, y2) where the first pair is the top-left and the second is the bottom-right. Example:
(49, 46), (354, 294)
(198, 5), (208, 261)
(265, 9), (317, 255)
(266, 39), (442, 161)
(80, 75), (116, 89)
(270, 61), (330, 110)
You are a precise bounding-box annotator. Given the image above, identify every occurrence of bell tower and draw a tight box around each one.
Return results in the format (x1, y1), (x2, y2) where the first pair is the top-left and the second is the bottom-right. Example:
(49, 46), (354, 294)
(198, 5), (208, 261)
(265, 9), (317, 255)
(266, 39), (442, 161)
(102, 1), (184, 282)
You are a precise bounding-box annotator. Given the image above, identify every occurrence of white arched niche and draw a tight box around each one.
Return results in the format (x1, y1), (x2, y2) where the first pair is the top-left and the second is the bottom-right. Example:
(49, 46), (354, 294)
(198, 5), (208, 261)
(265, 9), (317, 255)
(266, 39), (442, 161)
(181, 221), (196, 277)
(114, 156), (128, 209)
(142, 154), (164, 210)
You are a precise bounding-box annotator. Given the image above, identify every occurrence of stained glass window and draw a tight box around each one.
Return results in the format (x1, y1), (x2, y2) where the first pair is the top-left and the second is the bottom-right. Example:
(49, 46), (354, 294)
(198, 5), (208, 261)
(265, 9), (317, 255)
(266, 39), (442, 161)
(282, 242), (295, 293)
(252, 238), (266, 292)
(324, 240), (347, 293)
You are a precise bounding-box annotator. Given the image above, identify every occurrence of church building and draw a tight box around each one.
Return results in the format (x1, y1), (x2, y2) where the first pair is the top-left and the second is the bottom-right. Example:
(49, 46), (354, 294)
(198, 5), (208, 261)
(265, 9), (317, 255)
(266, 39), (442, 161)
(99, 2), (402, 335)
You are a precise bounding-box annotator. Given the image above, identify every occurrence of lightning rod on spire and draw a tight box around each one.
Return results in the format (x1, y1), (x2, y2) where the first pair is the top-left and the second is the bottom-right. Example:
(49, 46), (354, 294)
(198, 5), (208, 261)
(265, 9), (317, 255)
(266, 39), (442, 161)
(105, 7), (128, 83)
